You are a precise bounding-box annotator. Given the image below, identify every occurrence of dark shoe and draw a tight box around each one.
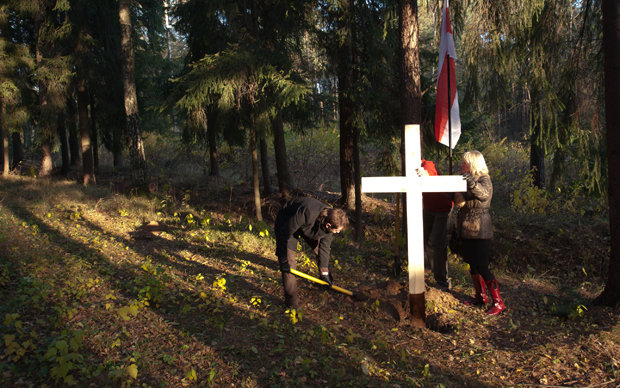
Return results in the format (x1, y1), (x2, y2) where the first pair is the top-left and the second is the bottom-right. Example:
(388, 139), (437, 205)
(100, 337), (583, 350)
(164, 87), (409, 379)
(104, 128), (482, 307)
(464, 274), (487, 306)
(486, 279), (506, 315)
(319, 272), (333, 287)
(436, 278), (452, 291)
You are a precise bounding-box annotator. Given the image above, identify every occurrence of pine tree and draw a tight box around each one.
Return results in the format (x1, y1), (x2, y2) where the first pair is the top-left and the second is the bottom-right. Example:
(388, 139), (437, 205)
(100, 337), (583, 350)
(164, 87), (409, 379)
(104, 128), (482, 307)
(119, 0), (147, 182)
(0, 3), (34, 175)
(596, 0), (620, 307)
(174, 1), (311, 218)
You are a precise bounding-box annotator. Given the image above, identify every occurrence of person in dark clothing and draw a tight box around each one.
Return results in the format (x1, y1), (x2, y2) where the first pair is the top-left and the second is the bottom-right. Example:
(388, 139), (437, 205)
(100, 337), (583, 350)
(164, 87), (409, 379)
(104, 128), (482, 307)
(454, 150), (506, 315)
(420, 159), (453, 290)
(274, 196), (349, 309)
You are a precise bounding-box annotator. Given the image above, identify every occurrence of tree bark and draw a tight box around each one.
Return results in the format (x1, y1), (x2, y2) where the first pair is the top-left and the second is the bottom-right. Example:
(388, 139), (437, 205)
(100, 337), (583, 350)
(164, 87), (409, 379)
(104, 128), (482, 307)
(113, 119), (123, 168)
(78, 78), (95, 185)
(399, 0), (424, 328)
(271, 113), (292, 197)
(57, 110), (70, 175)
(67, 97), (80, 167)
(119, 0), (147, 182)
(353, 121), (362, 242)
(399, 0), (422, 126)
(92, 120), (99, 174)
(34, 13), (53, 178)
(1, 97), (9, 176)
(398, 0), (422, 198)
(207, 106), (219, 176)
(40, 138), (53, 177)
(595, 0), (620, 307)
(259, 134), (273, 196)
(11, 132), (23, 171)
(530, 121), (545, 188)
(90, 89), (99, 173)
(337, 0), (356, 210)
(249, 111), (262, 221)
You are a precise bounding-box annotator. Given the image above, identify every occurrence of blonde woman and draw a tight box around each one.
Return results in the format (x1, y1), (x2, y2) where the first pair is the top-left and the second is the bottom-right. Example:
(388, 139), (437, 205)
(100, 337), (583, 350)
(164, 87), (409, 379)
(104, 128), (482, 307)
(454, 151), (506, 315)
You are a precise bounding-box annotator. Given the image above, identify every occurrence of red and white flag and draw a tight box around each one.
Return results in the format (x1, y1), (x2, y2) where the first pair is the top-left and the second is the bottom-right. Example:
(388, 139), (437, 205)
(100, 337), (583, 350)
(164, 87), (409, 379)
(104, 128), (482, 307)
(434, 0), (461, 149)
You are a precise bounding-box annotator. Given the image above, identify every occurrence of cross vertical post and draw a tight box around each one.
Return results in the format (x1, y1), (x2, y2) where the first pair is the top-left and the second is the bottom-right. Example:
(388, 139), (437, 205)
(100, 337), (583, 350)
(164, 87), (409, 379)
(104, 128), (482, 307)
(403, 126), (426, 326)
(361, 124), (466, 328)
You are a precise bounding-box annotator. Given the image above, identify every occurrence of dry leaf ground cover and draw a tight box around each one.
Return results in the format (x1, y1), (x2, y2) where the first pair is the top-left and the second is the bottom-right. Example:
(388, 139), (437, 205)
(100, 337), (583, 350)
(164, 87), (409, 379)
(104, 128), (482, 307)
(0, 171), (618, 387)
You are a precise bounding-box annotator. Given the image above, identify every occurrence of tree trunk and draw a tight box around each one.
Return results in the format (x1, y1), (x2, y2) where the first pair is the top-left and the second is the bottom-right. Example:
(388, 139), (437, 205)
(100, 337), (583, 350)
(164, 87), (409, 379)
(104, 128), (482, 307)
(259, 134), (273, 196)
(271, 113), (292, 197)
(11, 132), (23, 171)
(90, 89), (99, 173)
(595, 0), (620, 307)
(399, 0), (425, 328)
(113, 121), (123, 168)
(399, 0), (422, 126)
(398, 0), (422, 249)
(34, 10), (53, 178)
(36, 85), (53, 178)
(207, 106), (219, 176)
(78, 78), (95, 185)
(119, 0), (147, 182)
(40, 138), (53, 177)
(67, 97), (80, 167)
(398, 0), (422, 185)
(337, 0), (356, 210)
(57, 110), (70, 175)
(339, 106), (355, 210)
(353, 123), (362, 242)
(249, 111), (262, 221)
(1, 97), (9, 176)
(92, 121), (99, 174)
(530, 121), (545, 188)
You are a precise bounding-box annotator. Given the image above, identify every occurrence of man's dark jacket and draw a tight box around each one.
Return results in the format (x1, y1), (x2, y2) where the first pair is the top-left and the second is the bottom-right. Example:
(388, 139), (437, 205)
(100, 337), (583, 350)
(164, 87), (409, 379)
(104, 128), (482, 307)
(275, 197), (334, 268)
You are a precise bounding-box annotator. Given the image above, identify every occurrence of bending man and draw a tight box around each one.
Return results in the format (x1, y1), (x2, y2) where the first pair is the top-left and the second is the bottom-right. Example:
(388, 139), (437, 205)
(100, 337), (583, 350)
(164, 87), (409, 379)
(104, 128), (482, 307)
(275, 196), (349, 309)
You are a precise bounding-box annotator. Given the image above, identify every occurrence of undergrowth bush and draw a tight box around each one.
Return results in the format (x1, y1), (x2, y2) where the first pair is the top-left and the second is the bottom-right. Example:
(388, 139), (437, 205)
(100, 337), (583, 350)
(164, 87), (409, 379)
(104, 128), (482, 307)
(286, 125), (340, 191)
(469, 138), (608, 224)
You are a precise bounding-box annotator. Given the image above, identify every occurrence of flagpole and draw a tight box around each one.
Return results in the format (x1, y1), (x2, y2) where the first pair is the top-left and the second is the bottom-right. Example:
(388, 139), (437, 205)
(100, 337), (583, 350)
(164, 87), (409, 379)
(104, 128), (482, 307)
(446, 0), (453, 174)
(447, 52), (452, 174)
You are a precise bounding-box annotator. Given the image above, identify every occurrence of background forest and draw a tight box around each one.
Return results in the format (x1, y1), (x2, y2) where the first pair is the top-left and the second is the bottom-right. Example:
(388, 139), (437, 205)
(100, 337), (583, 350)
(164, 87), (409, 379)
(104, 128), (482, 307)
(0, 0), (619, 386)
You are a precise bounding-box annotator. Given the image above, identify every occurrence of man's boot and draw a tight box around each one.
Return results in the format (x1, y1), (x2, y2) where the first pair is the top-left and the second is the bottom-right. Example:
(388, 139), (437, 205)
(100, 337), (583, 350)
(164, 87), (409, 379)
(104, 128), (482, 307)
(432, 246), (451, 290)
(464, 274), (487, 306)
(281, 249), (299, 309)
(486, 279), (506, 315)
(282, 272), (299, 309)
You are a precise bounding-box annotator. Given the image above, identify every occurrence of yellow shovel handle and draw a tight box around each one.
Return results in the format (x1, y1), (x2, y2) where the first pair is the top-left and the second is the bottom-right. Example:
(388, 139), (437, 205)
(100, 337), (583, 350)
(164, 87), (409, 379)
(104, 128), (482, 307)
(290, 268), (354, 297)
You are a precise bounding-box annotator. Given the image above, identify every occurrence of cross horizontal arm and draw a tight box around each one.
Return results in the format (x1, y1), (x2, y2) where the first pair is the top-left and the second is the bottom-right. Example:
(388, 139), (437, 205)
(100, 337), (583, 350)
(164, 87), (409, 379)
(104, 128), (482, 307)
(419, 176), (467, 193)
(362, 176), (467, 194)
(361, 177), (409, 193)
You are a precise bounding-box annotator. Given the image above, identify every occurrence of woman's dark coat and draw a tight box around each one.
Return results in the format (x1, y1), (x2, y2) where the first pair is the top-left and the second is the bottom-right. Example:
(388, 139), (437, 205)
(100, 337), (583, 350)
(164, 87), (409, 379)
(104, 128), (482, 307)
(457, 174), (493, 240)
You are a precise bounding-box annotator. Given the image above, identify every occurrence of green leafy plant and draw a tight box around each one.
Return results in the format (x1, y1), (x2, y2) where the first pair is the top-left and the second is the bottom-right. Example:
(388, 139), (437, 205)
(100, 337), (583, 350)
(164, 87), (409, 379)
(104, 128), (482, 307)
(510, 173), (550, 215)
(116, 301), (141, 321)
(44, 330), (85, 385)
(0, 264), (9, 287)
(137, 259), (170, 306)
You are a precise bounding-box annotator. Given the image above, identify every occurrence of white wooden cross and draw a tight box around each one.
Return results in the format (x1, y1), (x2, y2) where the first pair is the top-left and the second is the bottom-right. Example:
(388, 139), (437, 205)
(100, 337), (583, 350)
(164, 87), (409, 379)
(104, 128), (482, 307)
(361, 124), (466, 327)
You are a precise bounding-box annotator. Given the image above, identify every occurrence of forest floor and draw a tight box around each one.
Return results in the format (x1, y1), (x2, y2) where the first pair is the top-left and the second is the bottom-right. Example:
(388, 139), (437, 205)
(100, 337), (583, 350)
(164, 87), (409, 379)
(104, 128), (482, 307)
(0, 170), (618, 387)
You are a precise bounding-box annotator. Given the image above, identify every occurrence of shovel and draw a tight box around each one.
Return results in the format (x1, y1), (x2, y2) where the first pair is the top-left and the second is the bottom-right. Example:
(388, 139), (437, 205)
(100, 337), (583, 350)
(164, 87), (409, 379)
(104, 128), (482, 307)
(290, 268), (358, 298)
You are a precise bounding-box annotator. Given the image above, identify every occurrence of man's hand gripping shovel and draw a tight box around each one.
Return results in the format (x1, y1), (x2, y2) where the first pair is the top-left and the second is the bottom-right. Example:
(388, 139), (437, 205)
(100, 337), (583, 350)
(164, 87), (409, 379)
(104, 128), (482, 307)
(290, 269), (367, 300)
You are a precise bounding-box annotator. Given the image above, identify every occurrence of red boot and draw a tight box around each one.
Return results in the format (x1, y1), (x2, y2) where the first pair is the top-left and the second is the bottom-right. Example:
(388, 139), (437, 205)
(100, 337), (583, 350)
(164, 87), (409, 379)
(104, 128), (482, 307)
(465, 274), (487, 306)
(486, 279), (506, 315)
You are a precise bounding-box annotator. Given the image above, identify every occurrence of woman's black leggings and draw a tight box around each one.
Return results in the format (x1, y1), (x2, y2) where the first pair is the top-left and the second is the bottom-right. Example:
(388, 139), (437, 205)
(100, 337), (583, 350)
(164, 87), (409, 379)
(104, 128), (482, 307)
(461, 239), (494, 281)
